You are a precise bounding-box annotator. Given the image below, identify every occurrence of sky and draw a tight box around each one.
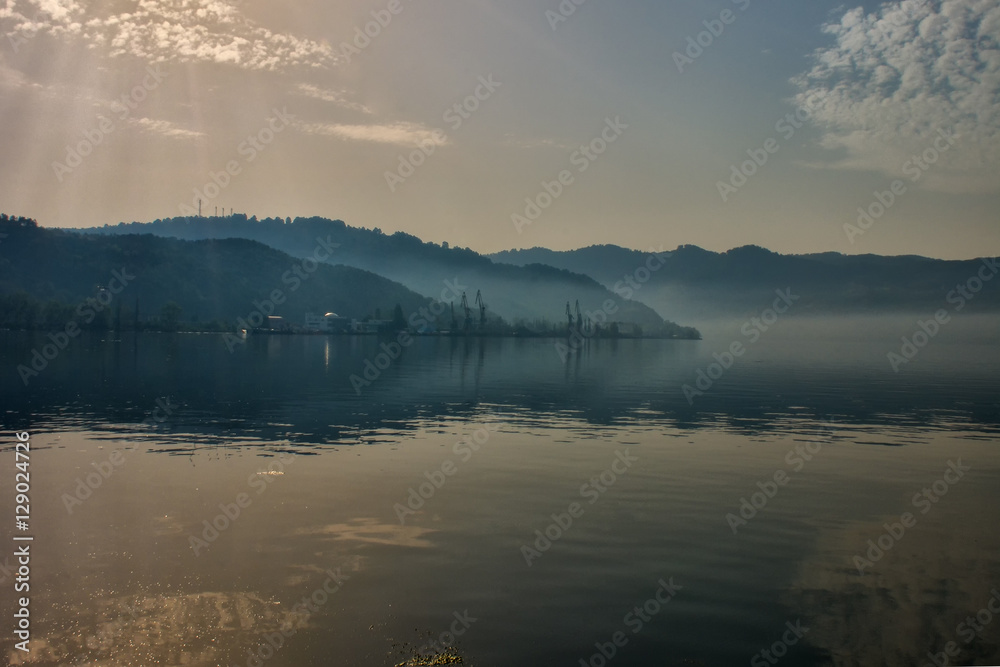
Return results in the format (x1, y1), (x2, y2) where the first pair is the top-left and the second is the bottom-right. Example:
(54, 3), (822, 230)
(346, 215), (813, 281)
(0, 0), (997, 260)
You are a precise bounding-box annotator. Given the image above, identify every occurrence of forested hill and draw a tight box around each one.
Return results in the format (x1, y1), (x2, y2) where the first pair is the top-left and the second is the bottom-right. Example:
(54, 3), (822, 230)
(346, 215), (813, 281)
(84, 215), (688, 333)
(0, 219), (431, 328)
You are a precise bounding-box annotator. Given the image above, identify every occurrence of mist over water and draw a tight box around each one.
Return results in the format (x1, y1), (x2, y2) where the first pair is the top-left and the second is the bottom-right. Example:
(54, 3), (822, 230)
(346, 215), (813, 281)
(4, 315), (998, 438)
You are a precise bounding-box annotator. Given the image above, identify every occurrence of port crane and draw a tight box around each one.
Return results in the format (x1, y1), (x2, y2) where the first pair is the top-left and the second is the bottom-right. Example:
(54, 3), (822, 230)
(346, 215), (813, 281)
(576, 300), (589, 334)
(460, 292), (472, 332)
(475, 290), (487, 329)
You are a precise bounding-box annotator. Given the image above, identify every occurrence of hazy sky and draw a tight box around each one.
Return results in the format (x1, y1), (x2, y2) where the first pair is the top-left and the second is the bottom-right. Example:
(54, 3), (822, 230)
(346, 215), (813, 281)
(0, 0), (997, 259)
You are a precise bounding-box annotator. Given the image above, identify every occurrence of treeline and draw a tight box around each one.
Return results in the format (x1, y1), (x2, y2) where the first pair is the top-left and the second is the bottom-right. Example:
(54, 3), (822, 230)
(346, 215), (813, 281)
(507, 318), (699, 339)
(0, 291), (230, 332)
(0, 214), (38, 228)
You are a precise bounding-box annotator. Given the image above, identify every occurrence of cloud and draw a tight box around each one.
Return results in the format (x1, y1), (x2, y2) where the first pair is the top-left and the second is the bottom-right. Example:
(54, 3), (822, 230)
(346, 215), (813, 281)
(297, 120), (448, 147)
(295, 84), (372, 114)
(792, 0), (1000, 192)
(128, 116), (205, 139)
(0, 0), (335, 71)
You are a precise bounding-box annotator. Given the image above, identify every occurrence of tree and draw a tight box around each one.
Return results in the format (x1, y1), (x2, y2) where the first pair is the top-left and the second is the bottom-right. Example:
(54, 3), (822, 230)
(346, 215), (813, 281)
(160, 301), (182, 331)
(39, 301), (74, 329)
(0, 292), (39, 329)
(392, 303), (406, 329)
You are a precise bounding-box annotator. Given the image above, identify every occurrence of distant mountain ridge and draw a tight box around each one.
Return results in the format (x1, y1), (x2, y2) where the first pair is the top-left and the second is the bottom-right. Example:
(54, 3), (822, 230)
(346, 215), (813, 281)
(491, 244), (1000, 321)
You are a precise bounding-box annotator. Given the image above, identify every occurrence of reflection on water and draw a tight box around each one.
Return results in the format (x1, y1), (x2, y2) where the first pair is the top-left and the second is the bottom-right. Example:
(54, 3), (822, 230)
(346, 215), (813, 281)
(2, 318), (999, 442)
(14, 592), (309, 667)
(295, 518), (437, 549)
(0, 318), (998, 666)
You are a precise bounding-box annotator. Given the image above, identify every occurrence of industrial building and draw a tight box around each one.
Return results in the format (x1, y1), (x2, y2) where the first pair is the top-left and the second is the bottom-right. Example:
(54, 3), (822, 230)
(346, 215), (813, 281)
(304, 312), (352, 333)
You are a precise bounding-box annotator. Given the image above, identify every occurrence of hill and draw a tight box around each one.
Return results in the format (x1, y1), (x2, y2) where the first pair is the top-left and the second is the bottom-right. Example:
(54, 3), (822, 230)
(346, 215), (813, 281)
(0, 218), (431, 330)
(491, 244), (1000, 322)
(83, 215), (696, 336)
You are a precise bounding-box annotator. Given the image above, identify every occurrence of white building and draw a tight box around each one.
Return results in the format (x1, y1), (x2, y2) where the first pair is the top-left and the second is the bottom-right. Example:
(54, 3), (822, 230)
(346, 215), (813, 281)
(304, 312), (351, 332)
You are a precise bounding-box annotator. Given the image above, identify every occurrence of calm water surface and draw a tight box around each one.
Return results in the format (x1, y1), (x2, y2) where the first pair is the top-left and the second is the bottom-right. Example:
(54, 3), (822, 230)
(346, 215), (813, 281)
(1, 317), (999, 667)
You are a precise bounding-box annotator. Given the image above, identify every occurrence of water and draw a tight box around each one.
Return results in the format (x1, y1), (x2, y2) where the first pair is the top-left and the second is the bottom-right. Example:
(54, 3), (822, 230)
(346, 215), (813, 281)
(1, 316), (999, 666)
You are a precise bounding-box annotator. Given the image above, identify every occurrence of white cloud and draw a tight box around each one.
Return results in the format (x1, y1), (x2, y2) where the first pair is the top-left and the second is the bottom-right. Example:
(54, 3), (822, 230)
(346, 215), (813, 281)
(0, 0), (335, 71)
(297, 121), (448, 147)
(793, 0), (1000, 192)
(295, 84), (372, 114)
(128, 116), (205, 139)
